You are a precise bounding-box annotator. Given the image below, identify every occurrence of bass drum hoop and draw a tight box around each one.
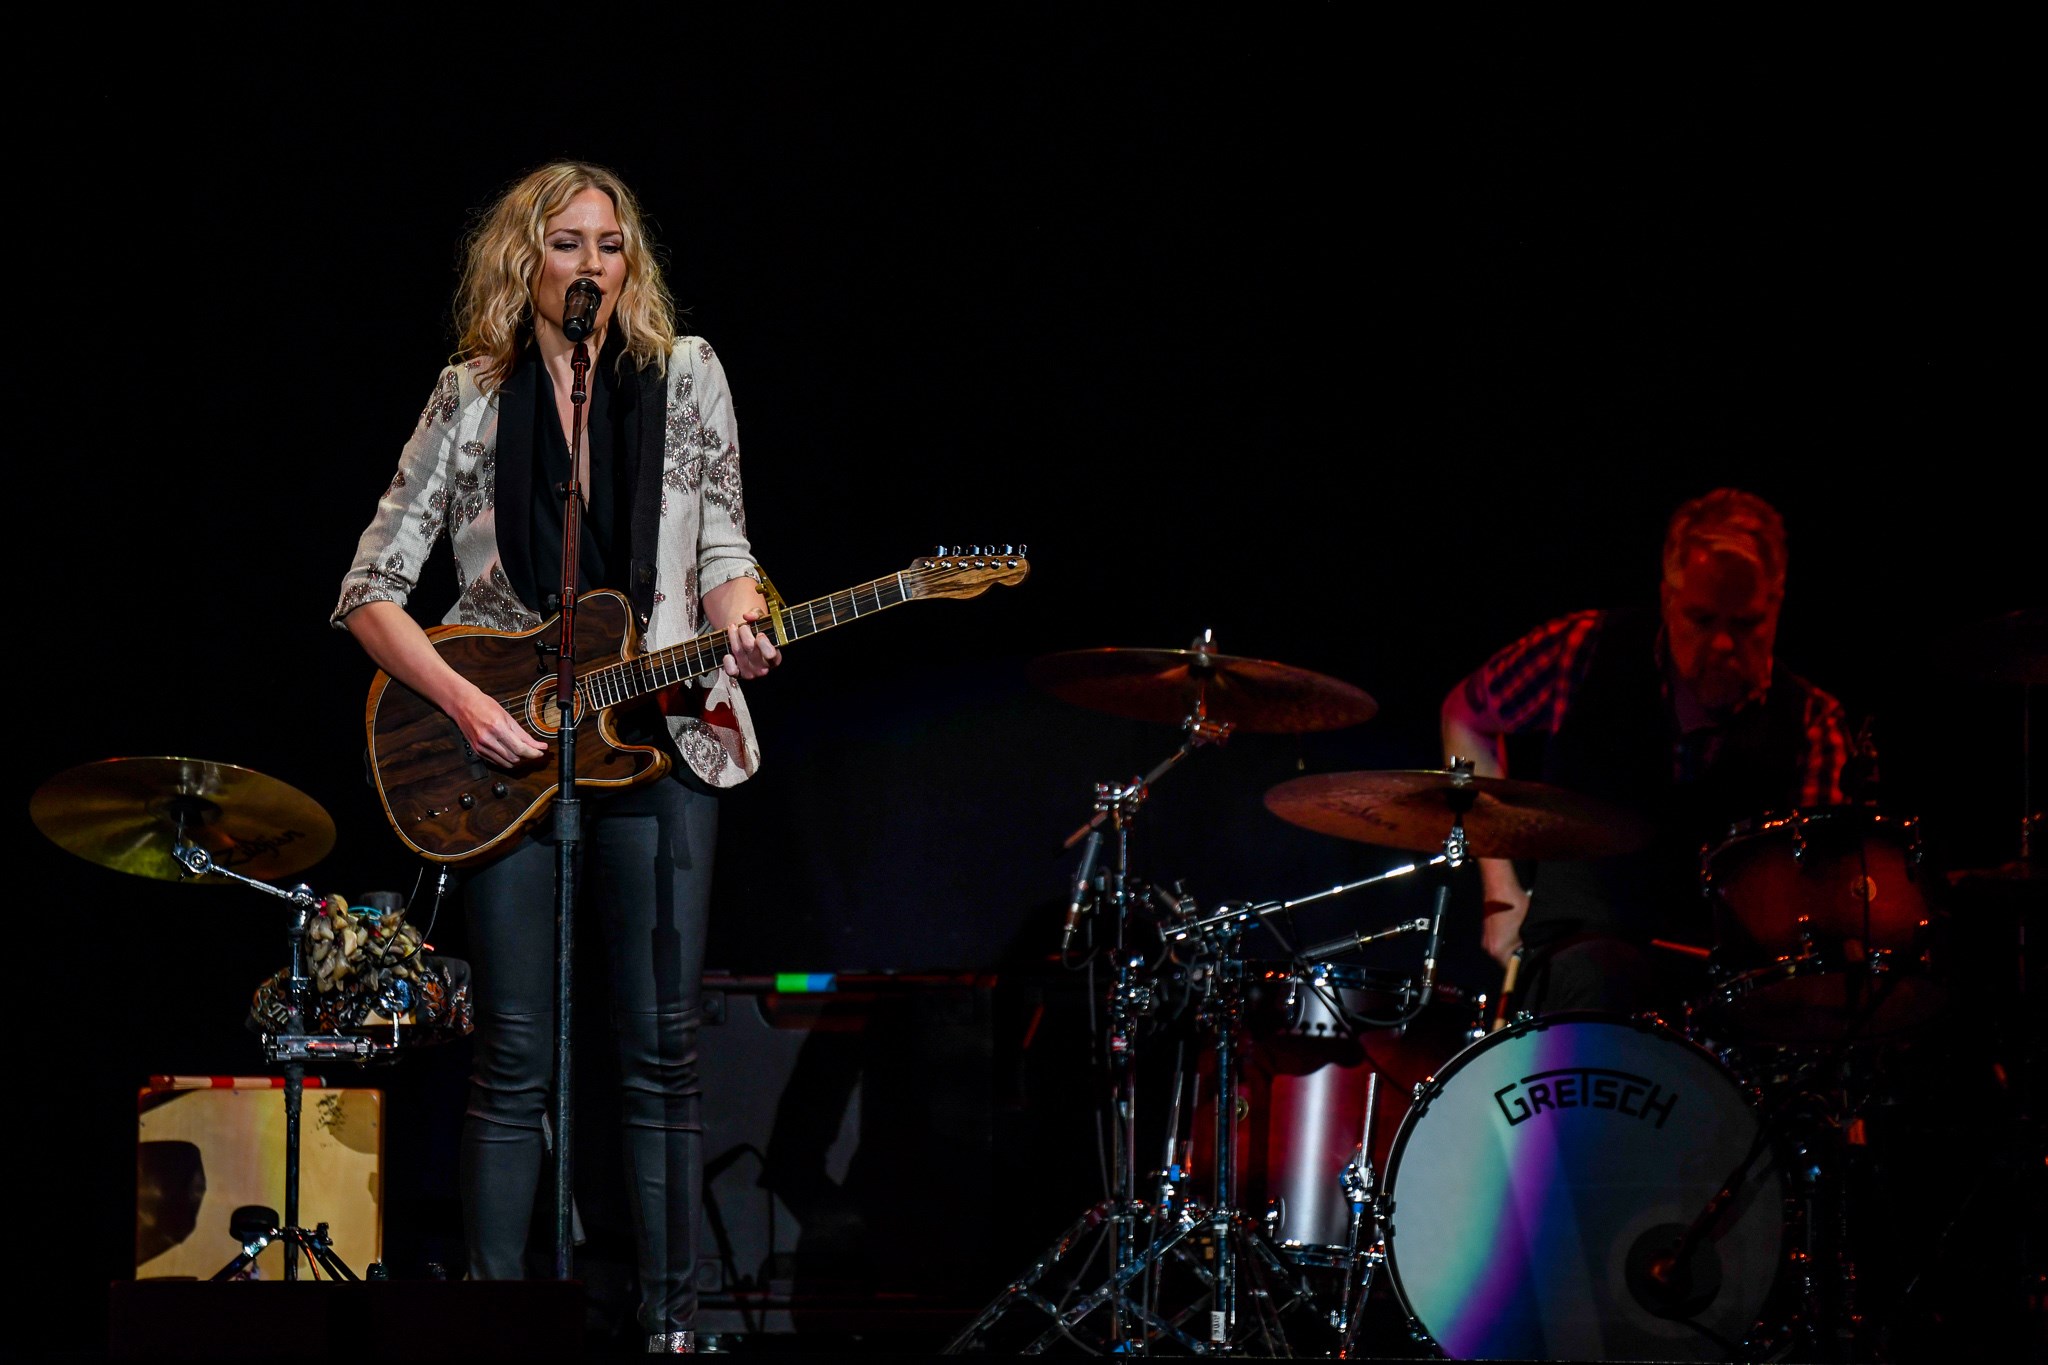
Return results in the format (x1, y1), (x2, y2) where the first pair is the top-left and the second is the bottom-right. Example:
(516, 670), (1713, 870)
(1380, 1010), (1783, 1361)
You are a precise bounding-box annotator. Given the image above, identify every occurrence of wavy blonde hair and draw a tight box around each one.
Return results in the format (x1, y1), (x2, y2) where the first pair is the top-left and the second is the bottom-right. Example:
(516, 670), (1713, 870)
(453, 162), (677, 392)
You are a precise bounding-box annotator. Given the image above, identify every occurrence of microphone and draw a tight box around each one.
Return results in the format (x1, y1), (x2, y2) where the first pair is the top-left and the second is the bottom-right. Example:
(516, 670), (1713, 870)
(561, 279), (602, 342)
(1061, 830), (1104, 952)
(1298, 917), (1431, 961)
(1419, 879), (1450, 999)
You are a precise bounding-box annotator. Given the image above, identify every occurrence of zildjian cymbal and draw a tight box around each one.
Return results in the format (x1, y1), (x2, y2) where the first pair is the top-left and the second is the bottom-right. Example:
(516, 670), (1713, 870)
(1263, 768), (1651, 860)
(1027, 647), (1377, 733)
(30, 756), (336, 882)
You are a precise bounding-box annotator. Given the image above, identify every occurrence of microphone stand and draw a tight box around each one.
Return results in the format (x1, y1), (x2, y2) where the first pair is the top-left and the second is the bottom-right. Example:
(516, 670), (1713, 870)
(550, 334), (592, 1279)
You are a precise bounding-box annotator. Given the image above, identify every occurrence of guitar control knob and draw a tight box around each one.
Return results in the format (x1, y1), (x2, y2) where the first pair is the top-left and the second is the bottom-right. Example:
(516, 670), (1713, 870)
(491, 782), (509, 798)
(459, 793), (476, 810)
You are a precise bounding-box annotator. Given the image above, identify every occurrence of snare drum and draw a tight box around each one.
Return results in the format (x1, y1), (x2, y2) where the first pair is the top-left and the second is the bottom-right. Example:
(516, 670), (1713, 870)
(1701, 805), (1944, 1046)
(1383, 1013), (1784, 1362)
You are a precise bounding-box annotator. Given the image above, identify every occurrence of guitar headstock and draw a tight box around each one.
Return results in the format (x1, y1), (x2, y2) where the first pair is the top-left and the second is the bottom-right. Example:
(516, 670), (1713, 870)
(905, 544), (1031, 599)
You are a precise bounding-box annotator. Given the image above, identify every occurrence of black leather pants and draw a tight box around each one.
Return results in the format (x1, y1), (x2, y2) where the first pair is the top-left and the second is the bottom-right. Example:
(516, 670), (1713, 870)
(458, 776), (717, 1336)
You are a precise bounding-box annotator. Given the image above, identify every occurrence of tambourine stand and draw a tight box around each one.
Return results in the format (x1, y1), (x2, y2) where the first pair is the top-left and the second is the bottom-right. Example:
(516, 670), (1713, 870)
(173, 840), (370, 1283)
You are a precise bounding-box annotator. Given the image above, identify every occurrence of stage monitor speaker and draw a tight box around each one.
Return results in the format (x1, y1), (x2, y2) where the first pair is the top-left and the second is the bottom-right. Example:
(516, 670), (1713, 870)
(690, 970), (994, 1335)
(135, 1077), (382, 1281)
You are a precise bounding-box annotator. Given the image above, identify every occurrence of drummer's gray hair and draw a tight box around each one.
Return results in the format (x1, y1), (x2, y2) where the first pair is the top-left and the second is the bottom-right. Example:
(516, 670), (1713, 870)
(1662, 489), (1787, 596)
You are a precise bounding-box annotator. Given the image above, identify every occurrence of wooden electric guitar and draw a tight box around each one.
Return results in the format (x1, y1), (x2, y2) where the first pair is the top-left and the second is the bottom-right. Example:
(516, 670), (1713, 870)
(364, 546), (1029, 864)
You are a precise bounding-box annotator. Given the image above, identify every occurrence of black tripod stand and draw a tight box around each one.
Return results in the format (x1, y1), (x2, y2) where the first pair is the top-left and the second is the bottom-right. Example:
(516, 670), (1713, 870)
(946, 697), (1233, 1354)
(175, 842), (376, 1283)
(212, 1204), (361, 1283)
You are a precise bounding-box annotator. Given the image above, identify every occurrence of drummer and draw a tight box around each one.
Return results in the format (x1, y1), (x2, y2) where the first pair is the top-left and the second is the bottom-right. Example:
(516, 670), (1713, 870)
(1440, 488), (1851, 1014)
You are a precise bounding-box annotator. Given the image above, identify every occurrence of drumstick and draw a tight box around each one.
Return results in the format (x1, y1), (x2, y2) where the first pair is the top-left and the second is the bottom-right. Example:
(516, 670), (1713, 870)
(1359, 1070), (1380, 1178)
(1490, 947), (1526, 1032)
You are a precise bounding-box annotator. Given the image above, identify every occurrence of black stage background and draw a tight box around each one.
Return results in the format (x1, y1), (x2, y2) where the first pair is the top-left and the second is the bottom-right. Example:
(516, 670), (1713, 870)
(18, 14), (2039, 1359)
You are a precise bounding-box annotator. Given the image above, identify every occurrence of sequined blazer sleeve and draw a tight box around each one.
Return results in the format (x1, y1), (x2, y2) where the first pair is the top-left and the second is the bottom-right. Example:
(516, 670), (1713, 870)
(649, 338), (763, 787)
(330, 366), (467, 625)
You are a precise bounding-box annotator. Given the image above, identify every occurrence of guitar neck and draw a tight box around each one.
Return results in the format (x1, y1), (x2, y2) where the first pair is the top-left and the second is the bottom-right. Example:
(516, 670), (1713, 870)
(578, 572), (917, 710)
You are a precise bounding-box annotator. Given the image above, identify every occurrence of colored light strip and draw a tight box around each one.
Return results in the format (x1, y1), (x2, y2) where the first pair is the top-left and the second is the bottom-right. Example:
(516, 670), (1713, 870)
(774, 972), (836, 994)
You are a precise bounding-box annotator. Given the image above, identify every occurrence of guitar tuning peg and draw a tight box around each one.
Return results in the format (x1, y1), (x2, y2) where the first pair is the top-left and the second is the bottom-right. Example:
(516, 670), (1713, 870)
(999, 544), (1013, 555)
(968, 544), (982, 556)
(950, 545), (963, 556)
(1018, 543), (1029, 557)
(933, 544), (946, 557)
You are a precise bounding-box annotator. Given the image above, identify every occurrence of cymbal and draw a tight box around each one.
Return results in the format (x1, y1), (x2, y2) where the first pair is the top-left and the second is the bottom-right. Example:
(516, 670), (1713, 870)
(30, 756), (336, 882)
(1028, 647), (1377, 733)
(1937, 608), (2045, 686)
(1264, 768), (1650, 860)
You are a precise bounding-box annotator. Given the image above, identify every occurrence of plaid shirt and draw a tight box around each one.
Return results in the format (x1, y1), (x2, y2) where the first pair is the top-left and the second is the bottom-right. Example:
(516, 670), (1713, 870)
(1462, 610), (1849, 806)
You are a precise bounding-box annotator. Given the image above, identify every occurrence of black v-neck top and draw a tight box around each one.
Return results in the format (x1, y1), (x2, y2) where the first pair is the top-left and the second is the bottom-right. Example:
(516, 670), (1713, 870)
(515, 339), (640, 609)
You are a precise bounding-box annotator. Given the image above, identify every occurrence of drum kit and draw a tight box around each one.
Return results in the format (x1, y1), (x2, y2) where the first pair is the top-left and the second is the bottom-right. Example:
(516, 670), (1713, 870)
(947, 623), (2043, 1360)
(26, 609), (2042, 1354)
(30, 755), (470, 1282)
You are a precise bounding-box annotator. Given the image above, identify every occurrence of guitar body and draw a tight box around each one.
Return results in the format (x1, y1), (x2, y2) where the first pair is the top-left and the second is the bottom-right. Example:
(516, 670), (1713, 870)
(365, 589), (672, 865)
(363, 547), (1031, 865)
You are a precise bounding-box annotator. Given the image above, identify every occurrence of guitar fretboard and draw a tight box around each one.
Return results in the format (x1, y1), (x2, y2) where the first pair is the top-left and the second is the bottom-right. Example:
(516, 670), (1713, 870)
(574, 571), (914, 710)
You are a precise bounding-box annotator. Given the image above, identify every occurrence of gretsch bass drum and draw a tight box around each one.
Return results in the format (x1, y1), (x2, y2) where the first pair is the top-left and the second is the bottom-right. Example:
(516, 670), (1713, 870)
(1382, 1013), (1785, 1361)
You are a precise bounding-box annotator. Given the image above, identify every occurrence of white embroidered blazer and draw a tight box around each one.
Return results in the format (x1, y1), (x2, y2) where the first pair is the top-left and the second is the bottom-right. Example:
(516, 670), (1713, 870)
(332, 336), (761, 786)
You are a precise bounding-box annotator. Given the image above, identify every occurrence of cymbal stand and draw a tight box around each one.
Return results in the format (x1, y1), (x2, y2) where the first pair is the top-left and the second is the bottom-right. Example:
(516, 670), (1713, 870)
(1193, 927), (1321, 1355)
(1321, 793), (1472, 1352)
(947, 704), (1232, 1355)
(1332, 1070), (1383, 1356)
(1057, 698), (1233, 853)
(1114, 811), (1467, 1353)
(173, 842), (366, 1282)
(1091, 705), (1232, 1351)
(1017, 913), (1316, 1356)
